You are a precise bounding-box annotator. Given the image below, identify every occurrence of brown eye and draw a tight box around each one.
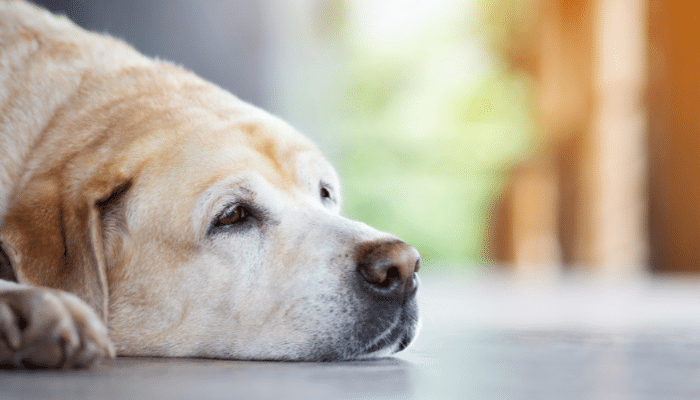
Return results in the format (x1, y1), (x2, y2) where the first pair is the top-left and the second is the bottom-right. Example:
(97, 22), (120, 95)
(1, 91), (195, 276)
(320, 187), (330, 199)
(216, 205), (247, 226)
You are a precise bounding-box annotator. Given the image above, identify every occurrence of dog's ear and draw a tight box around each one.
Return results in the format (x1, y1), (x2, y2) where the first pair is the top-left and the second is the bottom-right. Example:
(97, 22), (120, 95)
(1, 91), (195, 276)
(0, 173), (130, 321)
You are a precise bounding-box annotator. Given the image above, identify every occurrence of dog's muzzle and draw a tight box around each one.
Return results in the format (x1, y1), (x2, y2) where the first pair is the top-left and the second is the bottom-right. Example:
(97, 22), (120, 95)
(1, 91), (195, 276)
(352, 239), (421, 357)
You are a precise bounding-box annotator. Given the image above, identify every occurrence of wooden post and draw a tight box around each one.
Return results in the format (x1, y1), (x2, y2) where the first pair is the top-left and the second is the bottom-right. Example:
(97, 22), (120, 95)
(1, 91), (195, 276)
(489, 0), (649, 276)
(586, 0), (649, 274)
(648, 1), (700, 273)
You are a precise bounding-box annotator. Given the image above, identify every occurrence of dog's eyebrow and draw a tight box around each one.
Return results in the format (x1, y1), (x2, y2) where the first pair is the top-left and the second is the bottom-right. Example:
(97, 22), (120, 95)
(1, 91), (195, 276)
(224, 186), (255, 199)
(193, 178), (257, 232)
(210, 186), (256, 213)
(200, 177), (255, 203)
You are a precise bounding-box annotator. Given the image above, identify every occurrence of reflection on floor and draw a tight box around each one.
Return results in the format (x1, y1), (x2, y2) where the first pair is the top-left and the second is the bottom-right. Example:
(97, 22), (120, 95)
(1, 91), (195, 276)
(406, 269), (700, 399)
(2, 269), (700, 399)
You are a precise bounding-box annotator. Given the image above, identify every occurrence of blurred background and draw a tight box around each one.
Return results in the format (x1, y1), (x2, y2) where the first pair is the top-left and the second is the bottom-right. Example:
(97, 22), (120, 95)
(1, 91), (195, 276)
(16, 4), (700, 395)
(31, 0), (699, 278)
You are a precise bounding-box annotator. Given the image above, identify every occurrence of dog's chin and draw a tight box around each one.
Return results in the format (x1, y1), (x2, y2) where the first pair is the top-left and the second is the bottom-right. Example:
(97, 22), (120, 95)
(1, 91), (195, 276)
(364, 313), (420, 359)
(349, 300), (420, 361)
(294, 297), (419, 362)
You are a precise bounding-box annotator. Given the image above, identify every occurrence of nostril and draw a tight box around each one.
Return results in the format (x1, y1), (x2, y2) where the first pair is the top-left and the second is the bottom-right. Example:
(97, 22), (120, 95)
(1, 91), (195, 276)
(355, 240), (421, 298)
(378, 266), (400, 288)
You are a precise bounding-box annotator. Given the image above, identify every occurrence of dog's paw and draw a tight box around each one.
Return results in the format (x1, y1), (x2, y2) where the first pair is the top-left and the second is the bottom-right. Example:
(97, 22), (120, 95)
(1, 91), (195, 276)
(0, 286), (115, 368)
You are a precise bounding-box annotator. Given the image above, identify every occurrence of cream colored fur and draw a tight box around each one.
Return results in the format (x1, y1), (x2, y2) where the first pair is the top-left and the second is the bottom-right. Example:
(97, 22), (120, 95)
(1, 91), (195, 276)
(0, 0), (419, 365)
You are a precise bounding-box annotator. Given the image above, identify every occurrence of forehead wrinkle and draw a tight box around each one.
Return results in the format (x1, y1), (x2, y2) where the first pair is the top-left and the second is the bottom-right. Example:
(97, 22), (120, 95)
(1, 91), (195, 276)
(238, 122), (316, 193)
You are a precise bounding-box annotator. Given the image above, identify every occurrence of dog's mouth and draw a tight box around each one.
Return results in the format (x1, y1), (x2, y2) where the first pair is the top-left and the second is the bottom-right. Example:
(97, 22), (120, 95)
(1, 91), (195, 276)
(353, 285), (421, 359)
(309, 273), (420, 362)
(359, 309), (419, 358)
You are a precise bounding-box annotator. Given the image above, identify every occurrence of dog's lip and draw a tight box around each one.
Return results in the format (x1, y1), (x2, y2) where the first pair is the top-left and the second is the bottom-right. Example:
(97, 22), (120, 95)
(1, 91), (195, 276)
(362, 315), (402, 354)
(396, 330), (414, 352)
(374, 277), (419, 355)
(358, 300), (418, 356)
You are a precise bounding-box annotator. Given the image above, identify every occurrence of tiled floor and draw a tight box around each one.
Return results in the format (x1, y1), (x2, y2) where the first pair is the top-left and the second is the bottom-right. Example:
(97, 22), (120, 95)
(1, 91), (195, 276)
(3, 270), (700, 399)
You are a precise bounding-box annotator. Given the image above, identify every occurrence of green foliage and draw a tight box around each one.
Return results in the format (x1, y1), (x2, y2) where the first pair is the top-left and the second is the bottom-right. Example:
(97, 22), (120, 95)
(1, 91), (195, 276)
(325, 1), (539, 264)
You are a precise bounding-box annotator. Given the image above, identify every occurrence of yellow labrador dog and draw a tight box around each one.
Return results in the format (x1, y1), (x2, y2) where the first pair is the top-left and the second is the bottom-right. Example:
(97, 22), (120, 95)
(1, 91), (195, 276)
(0, 0), (420, 368)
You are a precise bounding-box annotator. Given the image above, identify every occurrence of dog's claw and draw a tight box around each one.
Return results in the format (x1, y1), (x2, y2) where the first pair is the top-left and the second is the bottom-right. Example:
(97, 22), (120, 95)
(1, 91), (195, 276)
(0, 287), (113, 369)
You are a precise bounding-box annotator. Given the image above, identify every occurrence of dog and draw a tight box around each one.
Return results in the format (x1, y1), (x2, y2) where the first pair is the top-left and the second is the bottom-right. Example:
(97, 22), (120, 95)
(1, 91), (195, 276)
(0, 0), (420, 368)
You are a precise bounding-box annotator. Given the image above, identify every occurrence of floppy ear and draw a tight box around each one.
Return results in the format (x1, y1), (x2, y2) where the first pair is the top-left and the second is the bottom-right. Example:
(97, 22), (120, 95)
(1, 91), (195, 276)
(0, 173), (129, 322)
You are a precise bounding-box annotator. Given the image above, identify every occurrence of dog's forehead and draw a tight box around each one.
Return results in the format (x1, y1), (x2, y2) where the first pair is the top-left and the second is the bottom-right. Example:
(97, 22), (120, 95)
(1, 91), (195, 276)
(127, 114), (337, 238)
(236, 119), (322, 186)
(143, 113), (337, 199)
(210, 118), (335, 190)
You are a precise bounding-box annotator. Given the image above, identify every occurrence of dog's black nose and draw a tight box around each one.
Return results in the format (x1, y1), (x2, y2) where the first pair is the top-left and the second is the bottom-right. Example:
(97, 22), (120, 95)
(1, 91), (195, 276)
(356, 240), (420, 301)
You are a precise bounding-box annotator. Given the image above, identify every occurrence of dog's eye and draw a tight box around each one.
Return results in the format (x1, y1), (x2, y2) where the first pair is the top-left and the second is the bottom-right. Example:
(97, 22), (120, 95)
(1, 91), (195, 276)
(215, 205), (248, 227)
(320, 187), (331, 199)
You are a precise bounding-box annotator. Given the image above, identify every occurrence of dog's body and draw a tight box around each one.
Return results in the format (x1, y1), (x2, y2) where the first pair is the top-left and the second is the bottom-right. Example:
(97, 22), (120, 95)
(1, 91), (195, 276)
(0, 1), (420, 367)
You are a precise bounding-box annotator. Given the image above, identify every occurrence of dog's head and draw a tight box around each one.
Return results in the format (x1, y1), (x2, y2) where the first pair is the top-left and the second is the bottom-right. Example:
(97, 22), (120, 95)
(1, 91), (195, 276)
(0, 64), (420, 361)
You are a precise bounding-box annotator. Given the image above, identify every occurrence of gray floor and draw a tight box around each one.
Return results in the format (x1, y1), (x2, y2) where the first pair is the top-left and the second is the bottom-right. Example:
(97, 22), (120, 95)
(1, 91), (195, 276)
(3, 270), (700, 399)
